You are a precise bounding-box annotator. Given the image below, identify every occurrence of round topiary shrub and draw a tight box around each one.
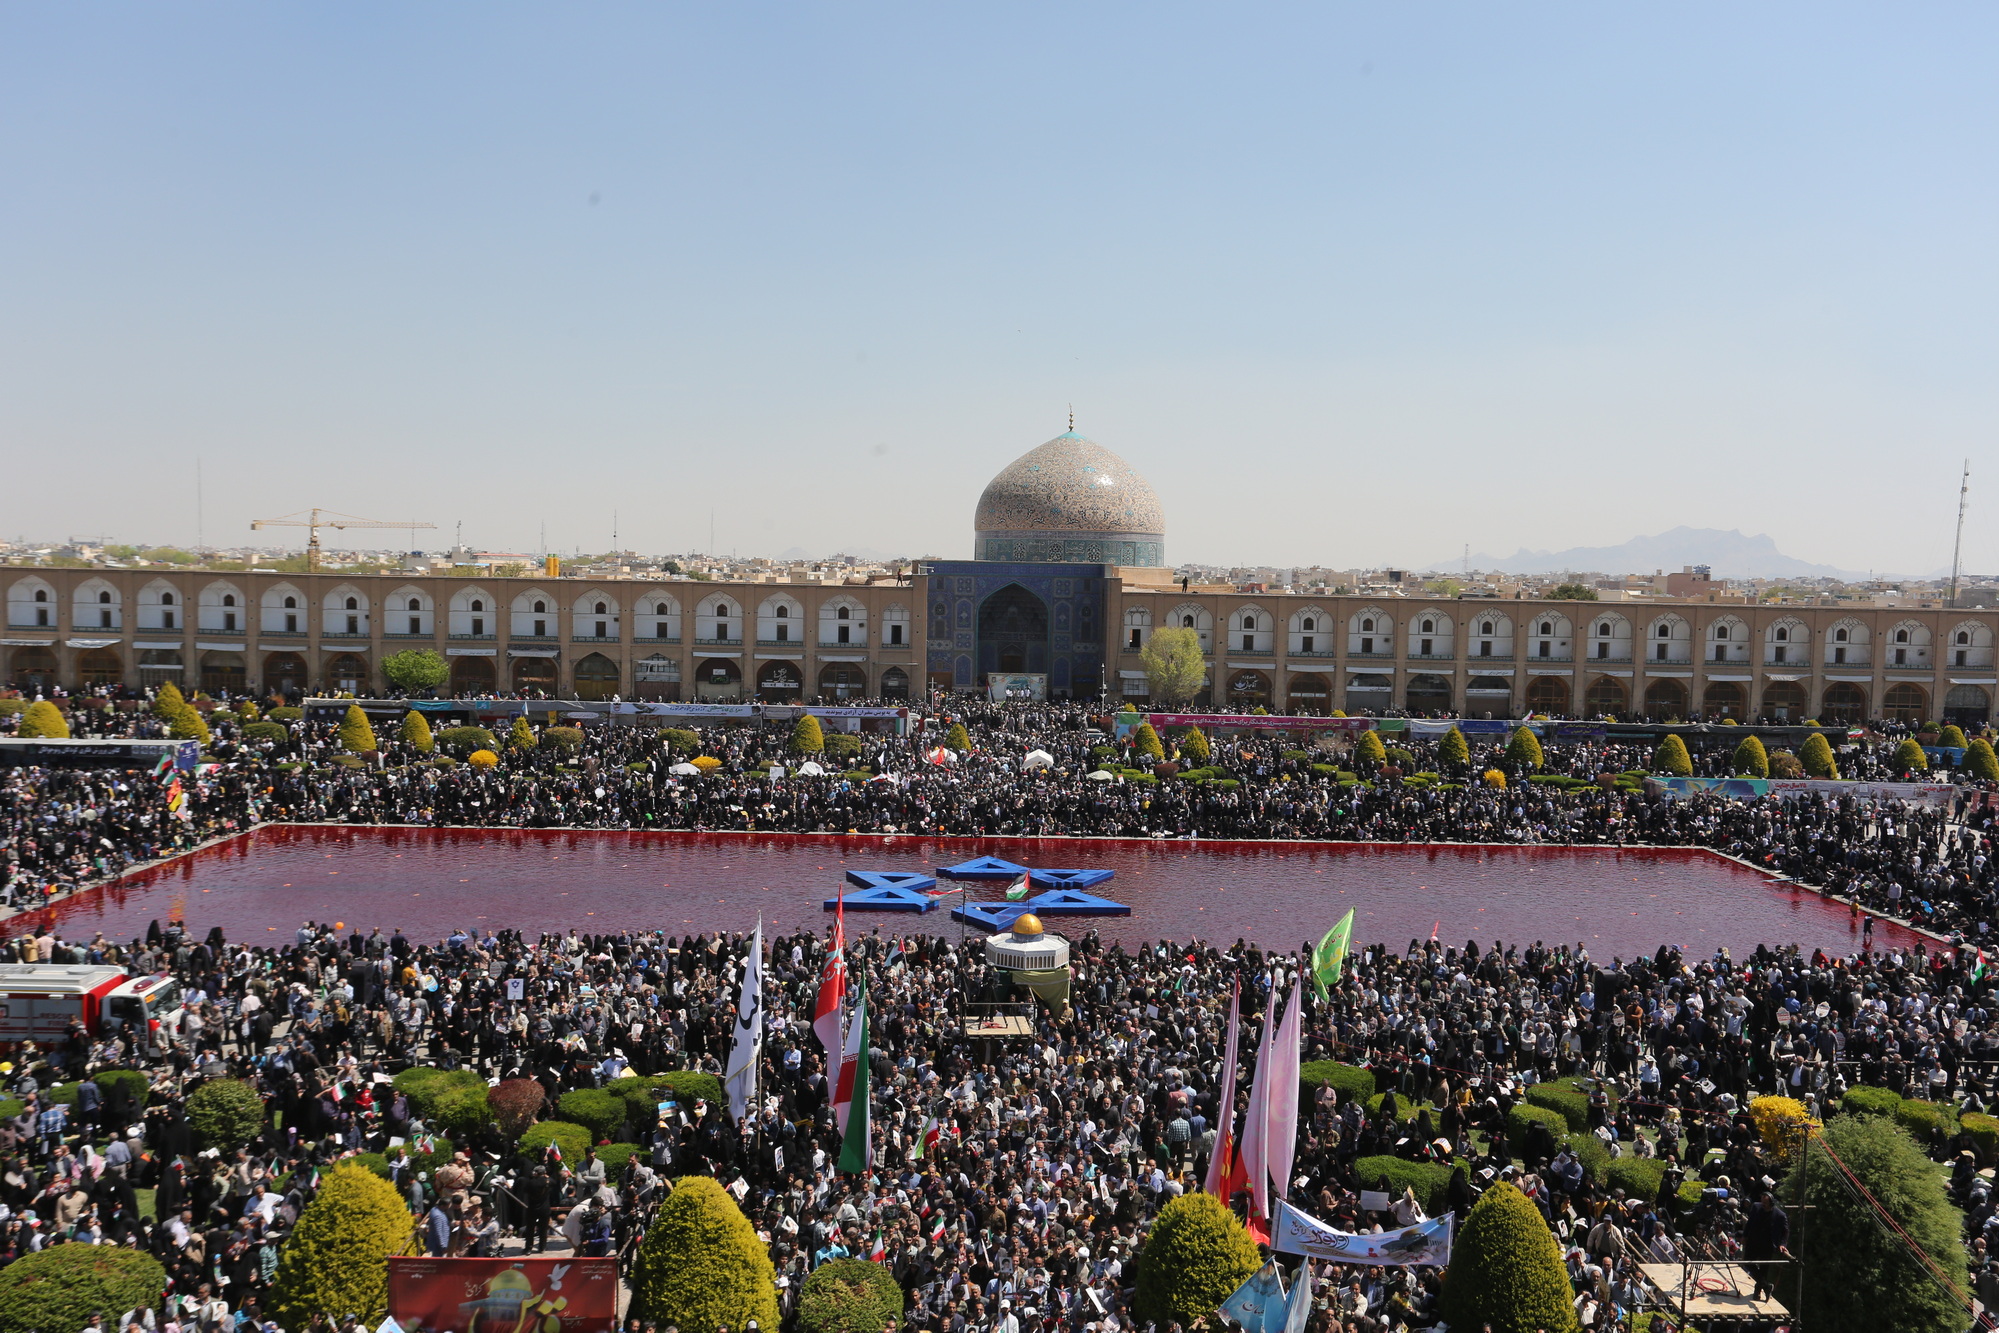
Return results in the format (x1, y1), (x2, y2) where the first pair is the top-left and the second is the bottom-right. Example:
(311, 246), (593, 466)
(520, 1120), (591, 1165)
(1299, 1061), (1376, 1102)
(488, 1078), (547, 1139)
(798, 1258), (905, 1333)
(558, 1088), (628, 1143)
(0, 1242), (166, 1333)
(392, 1068), (490, 1138)
(1440, 1180), (1580, 1333)
(1130, 1190), (1260, 1327)
(1841, 1086), (1905, 1119)
(630, 1176), (779, 1332)
(435, 724), (498, 757)
(605, 1071), (727, 1127)
(187, 1077), (266, 1151)
(269, 1162), (417, 1328)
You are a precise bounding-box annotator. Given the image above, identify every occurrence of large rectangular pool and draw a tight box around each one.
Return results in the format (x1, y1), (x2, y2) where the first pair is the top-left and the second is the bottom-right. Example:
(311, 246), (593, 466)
(8, 826), (1916, 960)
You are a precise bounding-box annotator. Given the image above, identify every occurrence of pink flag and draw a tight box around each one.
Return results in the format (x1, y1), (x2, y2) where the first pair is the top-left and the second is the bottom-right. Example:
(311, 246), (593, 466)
(813, 891), (848, 1056)
(1264, 972), (1303, 1209)
(1237, 973), (1279, 1224)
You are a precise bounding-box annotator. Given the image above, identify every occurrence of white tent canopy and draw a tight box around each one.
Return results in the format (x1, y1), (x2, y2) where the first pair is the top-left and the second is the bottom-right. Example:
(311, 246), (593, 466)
(1022, 749), (1055, 770)
(668, 762), (702, 776)
(1086, 769), (1115, 781)
(795, 760), (827, 776)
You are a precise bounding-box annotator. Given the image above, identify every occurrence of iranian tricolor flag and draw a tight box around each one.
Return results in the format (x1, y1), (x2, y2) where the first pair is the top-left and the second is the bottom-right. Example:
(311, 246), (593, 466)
(868, 1231), (886, 1262)
(814, 890), (849, 1057)
(837, 983), (872, 1176)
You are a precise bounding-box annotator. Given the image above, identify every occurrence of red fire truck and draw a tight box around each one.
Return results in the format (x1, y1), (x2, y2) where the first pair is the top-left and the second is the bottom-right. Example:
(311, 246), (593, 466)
(0, 966), (186, 1047)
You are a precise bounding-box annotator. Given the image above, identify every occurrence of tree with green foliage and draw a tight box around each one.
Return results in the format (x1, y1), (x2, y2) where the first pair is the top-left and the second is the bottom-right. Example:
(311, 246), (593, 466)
(542, 725), (584, 753)
(400, 710), (435, 752)
(1130, 1191), (1260, 1327)
(944, 722), (971, 753)
(1178, 725), (1211, 765)
(0, 1243), (167, 1333)
(798, 1259), (905, 1333)
(630, 1176), (780, 1332)
(1355, 729), (1386, 767)
(1437, 726), (1470, 768)
(1652, 733), (1693, 776)
(1941, 724), (1969, 749)
(435, 725), (498, 758)
(167, 705), (211, 745)
(521, 1120), (591, 1163)
(1788, 1114), (1968, 1333)
(15, 700), (68, 739)
(660, 727), (700, 754)
(187, 1077), (266, 1150)
(338, 704), (378, 753)
(1549, 583), (1599, 600)
(1733, 733), (1770, 778)
(792, 714), (826, 754)
(508, 715), (538, 750)
(1505, 725), (1544, 771)
(1800, 731), (1840, 779)
(380, 648), (450, 694)
(1893, 737), (1929, 773)
(269, 1163), (416, 1328)
(1132, 722), (1166, 762)
(151, 682), (189, 719)
(1440, 1181), (1580, 1332)
(1966, 738), (1999, 783)
(1140, 626), (1207, 708)
(558, 1088), (628, 1142)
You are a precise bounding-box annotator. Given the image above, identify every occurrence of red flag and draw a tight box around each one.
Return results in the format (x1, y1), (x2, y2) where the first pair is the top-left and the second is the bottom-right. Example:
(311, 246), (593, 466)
(1204, 981), (1242, 1199)
(814, 889), (848, 1056)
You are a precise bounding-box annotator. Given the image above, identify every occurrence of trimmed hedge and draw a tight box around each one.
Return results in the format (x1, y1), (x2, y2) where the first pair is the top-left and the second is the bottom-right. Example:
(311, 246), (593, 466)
(521, 1120), (591, 1165)
(1299, 1061), (1376, 1102)
(630, 1176), (779, 1333)
(1523, 1076), (1610, 1134)
(597, 1143), (644, 1179)
(798, 1258), (906, 1333)
(605, 1072), (726, 1128)
(0, 1243), (167, 1333)
(1962, 1112), (1999, 1164)
(1352, 1156), (1453, 1215)
(1840, 1086), (1904, 1119)
(1895, 1097), (1958, 1142)
(187, 1077), (266, 1151)
(558, 1088), (629, 1143)
(392, 1067), (490, 1138)
(1131, 1191), (1261, 1328)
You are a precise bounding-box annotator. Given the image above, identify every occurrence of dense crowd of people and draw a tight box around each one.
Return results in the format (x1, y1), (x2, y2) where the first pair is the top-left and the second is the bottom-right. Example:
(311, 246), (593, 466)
(4, 908), (1999, 1333)
(4, 685), (1999, 1330)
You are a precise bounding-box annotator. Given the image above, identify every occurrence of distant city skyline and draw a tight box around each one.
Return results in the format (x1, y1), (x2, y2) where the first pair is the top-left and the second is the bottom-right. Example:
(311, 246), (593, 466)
(4, 6), (1996, 572)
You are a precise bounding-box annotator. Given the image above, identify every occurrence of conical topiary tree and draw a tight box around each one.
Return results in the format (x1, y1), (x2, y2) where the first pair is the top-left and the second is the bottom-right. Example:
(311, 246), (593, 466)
(797, 1258), (905, 1333)
(1893, 738), (1928, 774)
(1733, 733), (1770, 778)
(1789, 1114), (1969, 1333)
(944, 722), (971, 753)
(1179, 725), (1211, 766)
(1440, 1180), (1580, 1333)
(1132, 722), (1166, 762)
(1355, 729), (1386, 766)
(1800, 731), (1840, 779)
(1505, 725), (1544, 771)
(630, 1176), (779, 1333)
(167, 705), (210, 745)
(269, 1162), (416, 1329)
(508, 715), (538, 750)
(1966, 738), (1999, 783)
(16, 700), (68, 739)
(338, 704), (377, 752)
(1131, 1190), (1260, 1327)
(1652, 734), (1693, 776)
(400, 710), (434, 753)
(1437, 726), (1470, 768)
(1941, 724), (1969, 749)
(792, 714), (825, 754)
(150, 682), (188, 719)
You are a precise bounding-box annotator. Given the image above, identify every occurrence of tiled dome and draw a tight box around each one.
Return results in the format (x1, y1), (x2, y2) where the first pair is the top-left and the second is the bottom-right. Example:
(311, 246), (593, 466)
(973, 432), (1166, 566)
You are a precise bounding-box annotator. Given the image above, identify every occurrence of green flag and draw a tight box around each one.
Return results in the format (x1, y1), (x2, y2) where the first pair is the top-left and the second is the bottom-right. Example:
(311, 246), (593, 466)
(837, 984), (872, 1174)
(1005, 873), (1031, 902)
(1312, 909), (1355, 999)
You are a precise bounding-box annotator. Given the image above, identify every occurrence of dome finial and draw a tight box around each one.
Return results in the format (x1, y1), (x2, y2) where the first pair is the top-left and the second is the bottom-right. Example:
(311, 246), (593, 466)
(1068, 404), (1074, 432)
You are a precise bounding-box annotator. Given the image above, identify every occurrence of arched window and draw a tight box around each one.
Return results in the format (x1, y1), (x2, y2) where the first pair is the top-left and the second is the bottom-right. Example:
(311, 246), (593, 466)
(533, 600), (546, 614)
(99, 591), (111, 604)
(1834, 627), (1848, 642)
(1597, 623), (1610, 636)
(284, 596), (296, 609)
(1895, 628), (1909, 642)
(1479, 621), (1493, 636)
(1959, 630), (1971, 645)
(713, 603), (729, 617)
(1361, 618), (1374, 632)
(471, 599), (483, 612)
(656, 603), (671, 615)
(594, 601), (608, 615)
(1657, 624), (1670, 638)
(345, 597), (358, 610)
(33, 590), (46, 603)
(1420, 618), (1434, 633)
(162, 592), (174, 605)
(838, 607), (851, 620)
(222, 594), (236, 607)
(776, 606), (789, 618)
(1302, 617), (1315, 632)
(1539, 621), (1551, 635)
(1181, 614), (1195, 628)
(1715, 625), (1728, 639)
(1775, 627), (1789, 642)
(408, 598), (420, 611)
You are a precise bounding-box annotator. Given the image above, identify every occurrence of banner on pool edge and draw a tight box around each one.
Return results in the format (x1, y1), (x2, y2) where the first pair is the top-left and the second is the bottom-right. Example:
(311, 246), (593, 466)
(1270, 1200), (1453, 1267)
(387, 1256), (619, 1333)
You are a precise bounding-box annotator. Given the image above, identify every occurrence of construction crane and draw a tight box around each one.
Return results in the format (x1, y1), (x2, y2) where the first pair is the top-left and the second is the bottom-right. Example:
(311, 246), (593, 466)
(250, 509), (437, 573)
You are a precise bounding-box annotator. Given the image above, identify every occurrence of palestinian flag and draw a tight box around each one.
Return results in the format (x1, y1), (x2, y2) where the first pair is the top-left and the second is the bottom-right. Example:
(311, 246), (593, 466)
(1973, 949), (1988, 985)
(1005, 872), (1032, 902)
(837, 983), (871, 1175)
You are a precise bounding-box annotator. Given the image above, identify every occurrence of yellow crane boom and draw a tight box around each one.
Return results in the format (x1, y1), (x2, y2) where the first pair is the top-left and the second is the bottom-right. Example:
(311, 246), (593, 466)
(250, 509), (437, 573)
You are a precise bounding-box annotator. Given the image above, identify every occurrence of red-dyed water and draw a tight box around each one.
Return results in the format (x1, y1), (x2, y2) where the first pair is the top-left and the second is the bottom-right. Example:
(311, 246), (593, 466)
(11, 827), (1917, 959)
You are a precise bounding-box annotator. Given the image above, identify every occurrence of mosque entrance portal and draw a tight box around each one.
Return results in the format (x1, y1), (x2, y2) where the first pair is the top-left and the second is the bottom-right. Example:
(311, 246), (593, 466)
(979, 584), (1049, 682)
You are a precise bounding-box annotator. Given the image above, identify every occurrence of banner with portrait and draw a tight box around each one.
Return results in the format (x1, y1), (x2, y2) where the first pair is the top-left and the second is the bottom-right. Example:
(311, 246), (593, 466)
(386, 1257), (619, 1333)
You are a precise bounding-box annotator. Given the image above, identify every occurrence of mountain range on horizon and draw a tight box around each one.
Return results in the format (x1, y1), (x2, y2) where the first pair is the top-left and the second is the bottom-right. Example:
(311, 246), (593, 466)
(1428, 526), (1917, 581)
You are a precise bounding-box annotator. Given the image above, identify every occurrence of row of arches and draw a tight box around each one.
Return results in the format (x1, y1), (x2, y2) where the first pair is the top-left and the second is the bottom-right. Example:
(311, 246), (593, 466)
(3, 578), (912, 647)
(1120, 601), (1997, 669)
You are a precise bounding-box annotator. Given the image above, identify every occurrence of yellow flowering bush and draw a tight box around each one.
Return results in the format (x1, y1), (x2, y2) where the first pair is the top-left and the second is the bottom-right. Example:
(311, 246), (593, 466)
(1483, 769), (1507, 789)
(1750, 1095), (1819, 1162)
(691, 754), (723, 773)
(467, 749), (499, 769)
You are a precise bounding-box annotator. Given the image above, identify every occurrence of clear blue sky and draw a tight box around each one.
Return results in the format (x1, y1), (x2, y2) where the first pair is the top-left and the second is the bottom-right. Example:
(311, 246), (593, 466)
(3, 5), (1995, 574)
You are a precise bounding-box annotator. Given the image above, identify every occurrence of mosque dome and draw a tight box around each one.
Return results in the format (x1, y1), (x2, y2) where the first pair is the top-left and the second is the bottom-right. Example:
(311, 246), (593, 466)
(973, 431), (1166, 566)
